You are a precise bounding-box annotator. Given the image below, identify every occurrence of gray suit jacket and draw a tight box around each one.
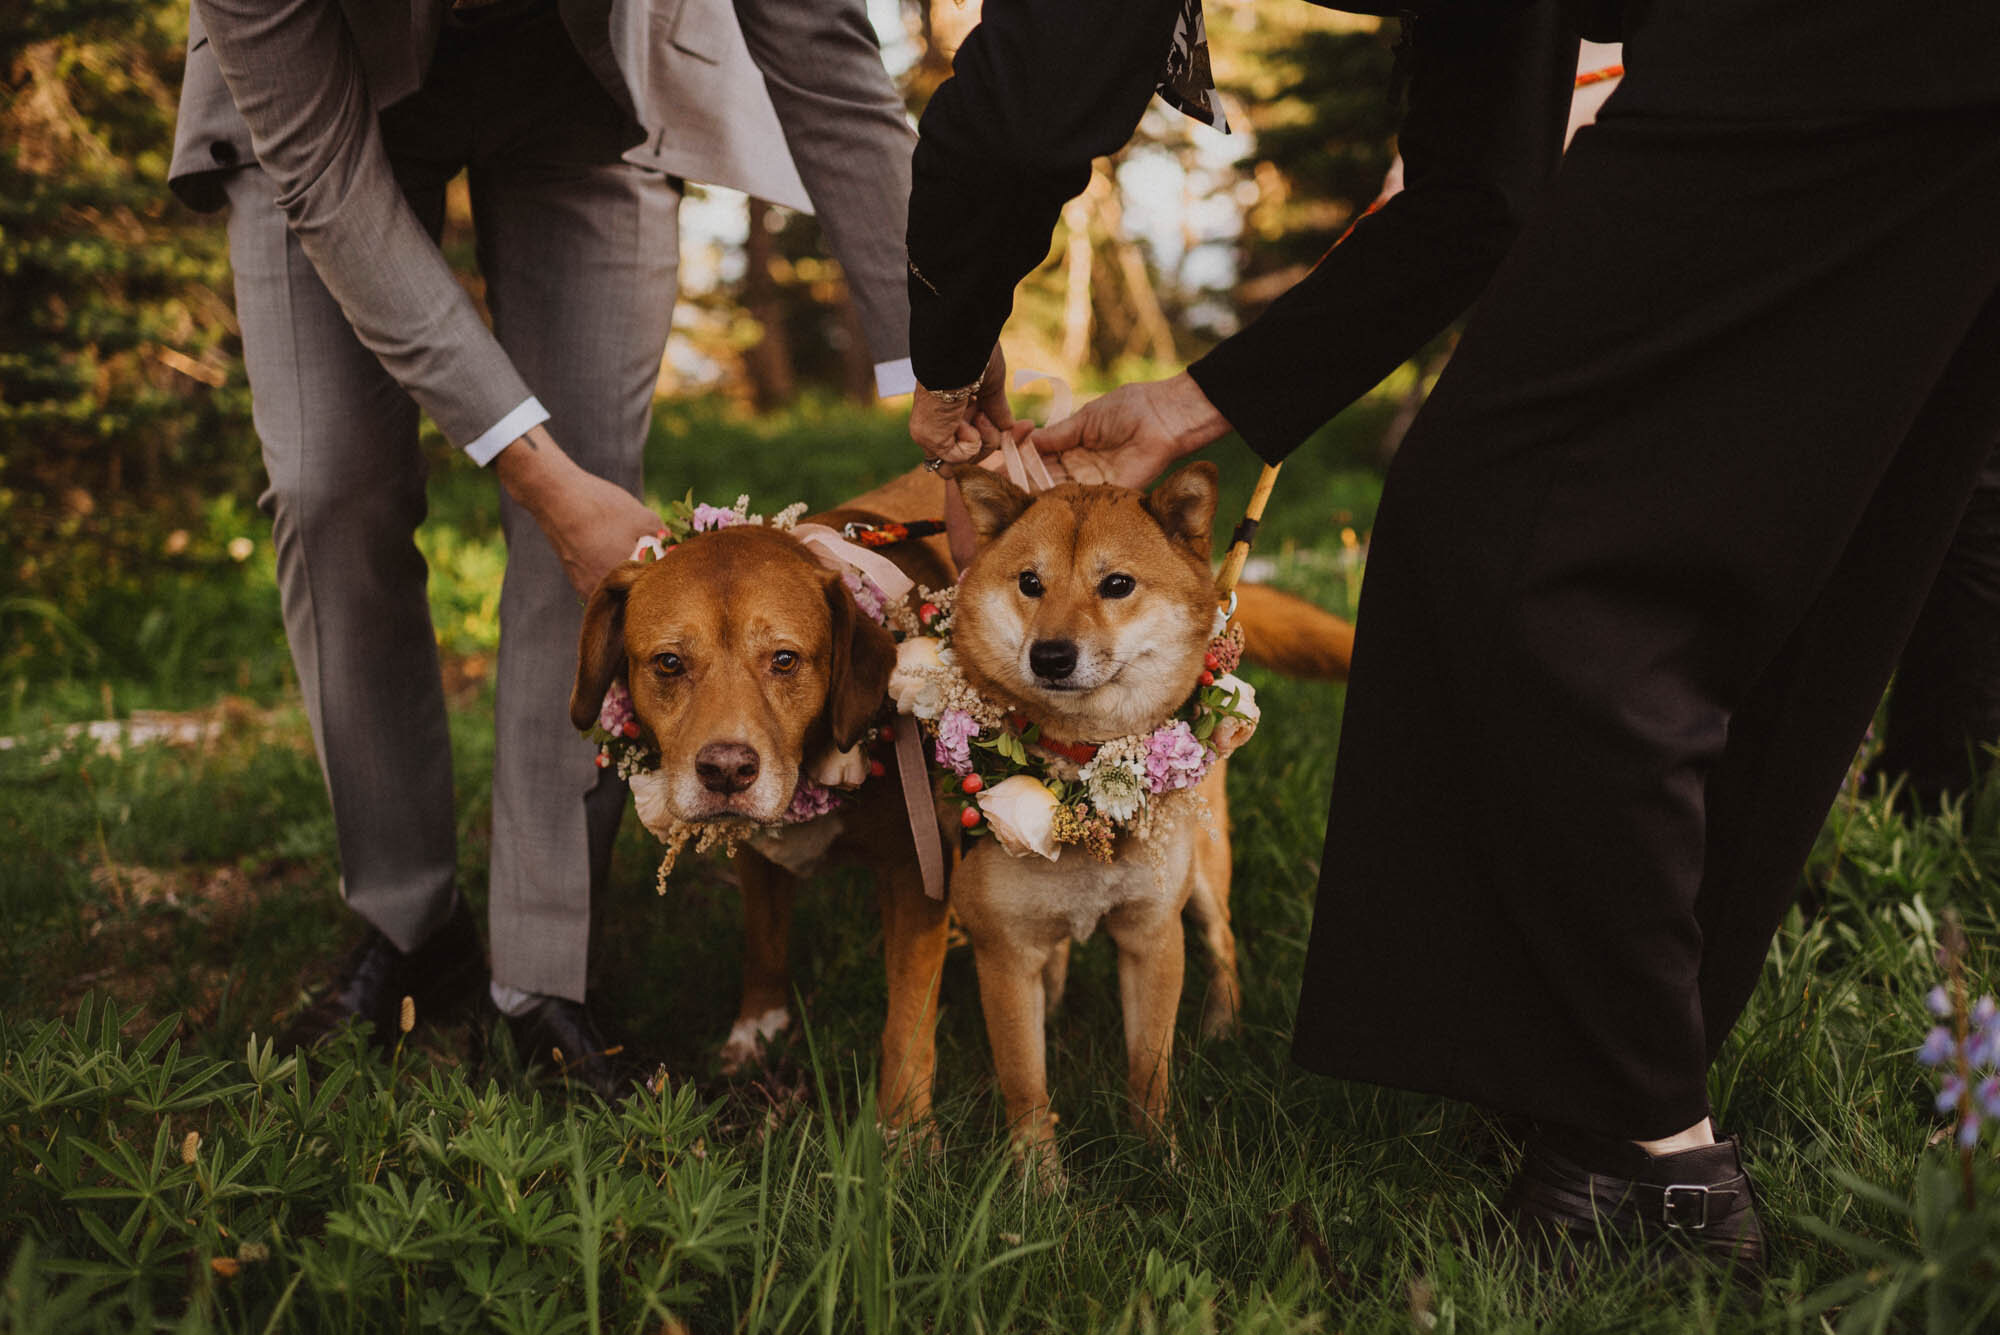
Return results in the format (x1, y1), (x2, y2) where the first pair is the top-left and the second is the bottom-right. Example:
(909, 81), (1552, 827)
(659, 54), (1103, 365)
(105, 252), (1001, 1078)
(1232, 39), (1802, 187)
(172, 0), (913, 450)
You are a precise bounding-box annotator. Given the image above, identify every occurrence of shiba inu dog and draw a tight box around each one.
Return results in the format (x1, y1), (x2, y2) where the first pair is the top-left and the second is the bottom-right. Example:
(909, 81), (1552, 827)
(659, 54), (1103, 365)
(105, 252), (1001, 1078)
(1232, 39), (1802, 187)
(946, 461), (1348, 1174)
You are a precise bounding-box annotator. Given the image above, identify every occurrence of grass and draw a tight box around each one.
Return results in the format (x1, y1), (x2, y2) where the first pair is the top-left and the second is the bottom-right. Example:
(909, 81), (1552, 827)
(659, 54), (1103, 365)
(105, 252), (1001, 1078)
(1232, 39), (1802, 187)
(3, 393), (1997, 1331)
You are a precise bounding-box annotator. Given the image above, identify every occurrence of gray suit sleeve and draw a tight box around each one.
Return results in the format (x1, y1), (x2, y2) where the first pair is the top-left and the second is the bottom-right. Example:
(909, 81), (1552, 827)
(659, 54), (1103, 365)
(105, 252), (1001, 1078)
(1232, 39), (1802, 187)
(732, 0), (913, 371)
(193, 0), (534, 451)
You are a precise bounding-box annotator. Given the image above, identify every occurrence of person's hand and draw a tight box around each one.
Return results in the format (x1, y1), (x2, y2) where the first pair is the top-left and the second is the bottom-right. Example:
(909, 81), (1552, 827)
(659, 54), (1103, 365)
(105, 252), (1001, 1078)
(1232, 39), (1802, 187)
(910, 343), (1013, 468)
(493, 425), (663, 598)
(1033, 371), (1231, 490)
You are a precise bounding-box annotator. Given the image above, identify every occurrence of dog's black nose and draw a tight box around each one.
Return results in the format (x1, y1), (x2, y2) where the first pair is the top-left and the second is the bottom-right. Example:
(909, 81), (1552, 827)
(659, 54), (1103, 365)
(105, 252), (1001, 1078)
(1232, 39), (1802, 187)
(1029, 639), (1078, 681)
(695, 742), (761, 794)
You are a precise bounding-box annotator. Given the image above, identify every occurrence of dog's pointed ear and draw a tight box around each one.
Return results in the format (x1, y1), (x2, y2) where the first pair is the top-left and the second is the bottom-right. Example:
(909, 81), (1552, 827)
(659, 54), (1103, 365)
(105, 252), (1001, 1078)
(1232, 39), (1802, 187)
(954, 470), (1033, 545)
(1146, 461), (1220, 560)
(823, 572), (898, 750)
(570, 560), (647, 731)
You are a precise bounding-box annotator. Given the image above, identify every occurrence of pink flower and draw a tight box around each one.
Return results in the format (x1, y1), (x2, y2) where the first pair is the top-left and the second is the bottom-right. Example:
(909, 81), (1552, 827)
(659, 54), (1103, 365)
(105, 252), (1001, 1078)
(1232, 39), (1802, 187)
(597, 681), (634, 734)
(691, 503), (746, 532)
(842, 571), (889, 626)
(1142, 720), (1211, 794)
(933, 708), (979, 775)
(784, 778), (843, 823)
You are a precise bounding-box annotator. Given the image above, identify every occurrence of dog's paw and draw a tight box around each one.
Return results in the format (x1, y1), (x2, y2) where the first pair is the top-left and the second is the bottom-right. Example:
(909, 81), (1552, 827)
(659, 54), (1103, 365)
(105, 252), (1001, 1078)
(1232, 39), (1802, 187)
(1199, 992), (1240, 1042)
(880, 1117), (943, 1164)
(1010, 1113), (1068, 1195)
(718, 1006), (791, 1074)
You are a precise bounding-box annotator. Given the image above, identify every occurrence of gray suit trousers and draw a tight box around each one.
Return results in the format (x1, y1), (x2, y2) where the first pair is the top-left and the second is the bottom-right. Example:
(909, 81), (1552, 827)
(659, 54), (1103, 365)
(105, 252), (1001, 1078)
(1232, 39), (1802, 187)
(222, 8), (680, 1000)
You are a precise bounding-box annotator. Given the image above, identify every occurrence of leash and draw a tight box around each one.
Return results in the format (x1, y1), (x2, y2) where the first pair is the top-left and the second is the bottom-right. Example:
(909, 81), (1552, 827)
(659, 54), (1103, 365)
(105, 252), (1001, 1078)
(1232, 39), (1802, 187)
(1213, 464), (1279, 608)
(787, 524), (950, 902)
(839, 518), (948, 547)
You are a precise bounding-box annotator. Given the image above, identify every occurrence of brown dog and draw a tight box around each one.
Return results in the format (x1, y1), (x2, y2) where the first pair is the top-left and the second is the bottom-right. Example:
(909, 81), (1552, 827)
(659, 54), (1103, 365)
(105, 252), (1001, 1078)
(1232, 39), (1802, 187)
(944, 462), (1351, 1174)
(569, 466), (1352, 1141)
(568, 473), (956, 1127)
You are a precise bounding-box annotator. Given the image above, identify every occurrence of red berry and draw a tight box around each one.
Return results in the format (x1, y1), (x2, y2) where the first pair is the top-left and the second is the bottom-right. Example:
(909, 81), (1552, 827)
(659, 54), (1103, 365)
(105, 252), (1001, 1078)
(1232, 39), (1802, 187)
(594, 753), (610, 769)
(961, 774), (984, 794)
(879, 724), (896, 742)
(960, 806), (982, 828)
(920, 602), (938, 621)
(622, 721), (640, 738)
(1199, 671), (1215, 686)
(869, 759), (887, 778)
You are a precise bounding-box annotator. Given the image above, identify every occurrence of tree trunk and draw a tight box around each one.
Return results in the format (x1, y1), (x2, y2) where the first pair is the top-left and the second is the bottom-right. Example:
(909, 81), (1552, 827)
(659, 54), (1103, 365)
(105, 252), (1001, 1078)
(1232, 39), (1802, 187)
(743, 198), (797, 410)
(1060, 196), (1094, 371)
(1092, 172), (1177, 364)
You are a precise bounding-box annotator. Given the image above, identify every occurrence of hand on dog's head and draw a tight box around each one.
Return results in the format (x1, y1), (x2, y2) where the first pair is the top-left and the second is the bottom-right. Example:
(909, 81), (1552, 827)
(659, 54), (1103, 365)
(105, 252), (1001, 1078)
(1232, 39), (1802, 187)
(955, 462), (1219, 559)
(569, 527), (896, 823)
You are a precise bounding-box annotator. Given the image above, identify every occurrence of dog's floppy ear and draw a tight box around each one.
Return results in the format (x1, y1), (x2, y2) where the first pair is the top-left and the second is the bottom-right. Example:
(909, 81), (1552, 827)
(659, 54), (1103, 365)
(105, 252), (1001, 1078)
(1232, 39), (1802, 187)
(823, 572), (898, 750)
(1146, 461), (1220, 560)
(954, 470), (1034, 544)
(569, 560), (647, 730)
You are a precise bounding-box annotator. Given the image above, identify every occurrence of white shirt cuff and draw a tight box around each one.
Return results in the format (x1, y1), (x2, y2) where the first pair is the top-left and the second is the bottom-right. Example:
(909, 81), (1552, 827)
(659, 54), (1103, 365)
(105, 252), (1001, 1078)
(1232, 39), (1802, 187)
(464, 396), (551, 466)
(873, 358), (917, 399)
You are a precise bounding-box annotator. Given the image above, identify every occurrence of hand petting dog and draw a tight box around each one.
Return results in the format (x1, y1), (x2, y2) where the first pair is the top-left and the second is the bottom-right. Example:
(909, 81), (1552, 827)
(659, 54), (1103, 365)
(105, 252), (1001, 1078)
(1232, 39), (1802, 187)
(1031, 372), (1233, 491)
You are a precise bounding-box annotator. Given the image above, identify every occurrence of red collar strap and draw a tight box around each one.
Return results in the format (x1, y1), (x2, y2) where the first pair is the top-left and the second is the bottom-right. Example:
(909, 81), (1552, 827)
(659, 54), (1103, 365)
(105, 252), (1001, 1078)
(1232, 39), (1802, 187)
(1008, 712), (1100, 765)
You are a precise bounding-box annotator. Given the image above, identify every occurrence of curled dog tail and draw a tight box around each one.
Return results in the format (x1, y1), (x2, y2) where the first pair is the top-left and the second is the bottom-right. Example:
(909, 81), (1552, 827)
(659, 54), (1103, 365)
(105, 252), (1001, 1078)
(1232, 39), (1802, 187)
(1231, 583), (1354, 681)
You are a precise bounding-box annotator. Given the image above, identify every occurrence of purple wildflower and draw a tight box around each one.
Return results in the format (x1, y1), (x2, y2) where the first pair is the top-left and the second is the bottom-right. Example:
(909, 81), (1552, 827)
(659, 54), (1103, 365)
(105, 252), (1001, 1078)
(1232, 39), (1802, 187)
(691, 503), (746, 532)
(1979, 1075), (2000, 1120)
(933, 709), (978, 776)
(1959, 1112), (1983, 1151)
(1926, 985), (1953, 1018)
(1141, 720), (1211, 794)
(1918, 1026), (1957, 1068)
(1936, 1074), (1966, 1116)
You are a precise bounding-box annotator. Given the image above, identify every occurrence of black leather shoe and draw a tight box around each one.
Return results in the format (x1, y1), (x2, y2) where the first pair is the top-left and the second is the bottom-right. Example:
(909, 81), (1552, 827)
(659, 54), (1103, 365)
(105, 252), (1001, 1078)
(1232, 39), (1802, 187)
(281, 897), (485, 1052)
(1500, 1128), (1767, 1278)
(505, 996), (632, 1102)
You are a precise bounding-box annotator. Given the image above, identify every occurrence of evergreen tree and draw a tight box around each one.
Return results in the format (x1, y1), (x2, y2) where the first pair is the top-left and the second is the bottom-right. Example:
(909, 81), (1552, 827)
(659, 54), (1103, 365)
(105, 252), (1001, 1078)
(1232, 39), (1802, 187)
(1, 0), (253, 675)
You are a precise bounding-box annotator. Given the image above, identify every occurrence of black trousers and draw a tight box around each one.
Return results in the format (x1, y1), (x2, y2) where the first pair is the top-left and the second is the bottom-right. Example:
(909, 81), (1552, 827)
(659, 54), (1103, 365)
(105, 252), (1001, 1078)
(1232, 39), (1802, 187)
(1291, 104), (2000, 1139)
(1871, 443), (2000, 806)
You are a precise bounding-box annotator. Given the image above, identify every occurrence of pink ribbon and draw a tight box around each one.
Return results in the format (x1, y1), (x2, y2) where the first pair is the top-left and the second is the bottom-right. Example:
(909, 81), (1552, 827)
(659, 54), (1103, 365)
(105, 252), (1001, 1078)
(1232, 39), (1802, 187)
(789, 523), (948, 901)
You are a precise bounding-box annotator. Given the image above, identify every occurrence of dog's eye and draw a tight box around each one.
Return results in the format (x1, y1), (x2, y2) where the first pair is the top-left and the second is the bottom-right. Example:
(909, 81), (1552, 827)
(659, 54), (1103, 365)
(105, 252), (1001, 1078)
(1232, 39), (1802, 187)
(653, 652), (684, 677)
(1018, 571), (1044, 598)
(1099, 573), (1136, 599)
(771, 650), (800, 674)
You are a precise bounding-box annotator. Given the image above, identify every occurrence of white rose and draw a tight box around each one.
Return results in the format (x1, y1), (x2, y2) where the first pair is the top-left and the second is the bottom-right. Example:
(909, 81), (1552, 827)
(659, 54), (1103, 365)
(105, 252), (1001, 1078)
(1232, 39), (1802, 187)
(978, 775), (1063, 861)
(628, 769), (678, 840)
(1208, 673), (1260, 759)
(889, 636), (948, 719)
(808, 743), (869, 789)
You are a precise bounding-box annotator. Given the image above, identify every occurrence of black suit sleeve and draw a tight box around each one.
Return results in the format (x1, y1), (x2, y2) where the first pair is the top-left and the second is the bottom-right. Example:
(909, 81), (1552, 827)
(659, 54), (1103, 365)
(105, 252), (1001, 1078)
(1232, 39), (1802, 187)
(906, 0), (1185, 390)
(1190, 2), (1578, 462)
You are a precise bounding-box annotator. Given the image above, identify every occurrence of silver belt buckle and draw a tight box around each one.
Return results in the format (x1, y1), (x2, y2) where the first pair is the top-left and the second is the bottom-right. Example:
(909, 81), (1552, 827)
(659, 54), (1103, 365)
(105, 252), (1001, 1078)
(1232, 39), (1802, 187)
(1660, 1184), (1711, 1230)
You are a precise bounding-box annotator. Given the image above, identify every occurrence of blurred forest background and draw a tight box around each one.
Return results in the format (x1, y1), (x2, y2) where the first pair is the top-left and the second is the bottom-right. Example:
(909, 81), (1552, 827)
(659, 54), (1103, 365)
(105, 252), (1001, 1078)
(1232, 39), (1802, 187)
(0, 0), (1405, 716)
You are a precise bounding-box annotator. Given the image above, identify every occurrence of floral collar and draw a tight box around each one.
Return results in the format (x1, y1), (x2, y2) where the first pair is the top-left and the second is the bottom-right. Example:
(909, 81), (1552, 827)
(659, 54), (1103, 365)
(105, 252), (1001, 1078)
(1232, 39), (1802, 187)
(887, 584), (1260, 862)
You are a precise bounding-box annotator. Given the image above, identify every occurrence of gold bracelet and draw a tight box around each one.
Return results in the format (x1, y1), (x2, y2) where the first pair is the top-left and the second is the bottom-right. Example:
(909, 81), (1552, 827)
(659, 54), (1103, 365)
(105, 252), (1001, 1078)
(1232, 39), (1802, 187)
(923, 368), (986, 407)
